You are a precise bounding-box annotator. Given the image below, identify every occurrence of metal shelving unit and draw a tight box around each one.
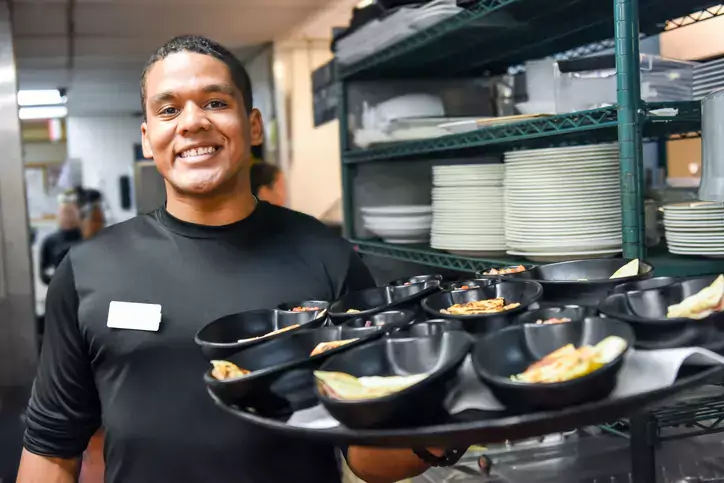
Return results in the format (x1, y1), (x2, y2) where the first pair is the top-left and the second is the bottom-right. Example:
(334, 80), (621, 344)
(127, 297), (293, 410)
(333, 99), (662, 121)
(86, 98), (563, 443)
(334, 1), (724, 481)
(337, 0), (724, 276)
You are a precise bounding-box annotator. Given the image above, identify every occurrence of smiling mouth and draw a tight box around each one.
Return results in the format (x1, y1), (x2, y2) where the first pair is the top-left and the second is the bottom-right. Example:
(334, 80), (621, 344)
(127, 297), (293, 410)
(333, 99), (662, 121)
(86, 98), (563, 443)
(177, 146), (221, 160)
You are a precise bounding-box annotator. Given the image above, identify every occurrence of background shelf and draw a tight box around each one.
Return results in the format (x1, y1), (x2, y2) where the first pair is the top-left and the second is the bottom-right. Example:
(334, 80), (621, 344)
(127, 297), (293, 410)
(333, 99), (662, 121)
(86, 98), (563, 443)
(343, 101), (701, 163)
(354, 239), (724, 277)
(338, 0), (723, 80)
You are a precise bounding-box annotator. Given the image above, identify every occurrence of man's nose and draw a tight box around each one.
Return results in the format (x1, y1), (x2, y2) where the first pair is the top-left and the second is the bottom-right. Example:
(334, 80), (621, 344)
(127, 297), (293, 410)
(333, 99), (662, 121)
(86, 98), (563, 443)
(177, 102), (211, 134)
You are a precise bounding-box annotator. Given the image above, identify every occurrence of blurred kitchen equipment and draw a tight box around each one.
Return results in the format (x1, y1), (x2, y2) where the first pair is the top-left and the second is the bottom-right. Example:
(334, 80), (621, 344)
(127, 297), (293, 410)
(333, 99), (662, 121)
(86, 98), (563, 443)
(699, 89), (724, 202)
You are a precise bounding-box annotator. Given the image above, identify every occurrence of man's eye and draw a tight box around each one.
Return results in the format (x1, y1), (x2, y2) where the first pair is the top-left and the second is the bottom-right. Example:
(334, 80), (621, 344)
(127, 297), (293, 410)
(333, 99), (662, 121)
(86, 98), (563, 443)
(159, 106), (178, 116)
(207, 100), (227, 109)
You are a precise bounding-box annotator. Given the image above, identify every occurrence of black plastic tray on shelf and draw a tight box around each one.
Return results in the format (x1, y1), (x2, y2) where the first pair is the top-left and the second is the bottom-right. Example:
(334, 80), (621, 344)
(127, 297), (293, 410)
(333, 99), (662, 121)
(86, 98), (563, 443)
(210, 364), (723, 448)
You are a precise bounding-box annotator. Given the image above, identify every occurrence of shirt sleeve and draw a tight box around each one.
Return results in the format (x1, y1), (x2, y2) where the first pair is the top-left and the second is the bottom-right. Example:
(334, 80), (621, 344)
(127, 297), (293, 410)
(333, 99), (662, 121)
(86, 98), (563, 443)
(23, 256), (102, 459)
(337, 245), (376, 298)
(39, 236), (53, 285)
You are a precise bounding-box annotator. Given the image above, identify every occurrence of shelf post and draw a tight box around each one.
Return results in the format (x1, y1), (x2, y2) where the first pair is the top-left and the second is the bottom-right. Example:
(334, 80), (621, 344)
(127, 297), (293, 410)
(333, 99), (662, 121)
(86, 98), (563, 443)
(614, 0), (646, 260)
(337, 79), (355, 239)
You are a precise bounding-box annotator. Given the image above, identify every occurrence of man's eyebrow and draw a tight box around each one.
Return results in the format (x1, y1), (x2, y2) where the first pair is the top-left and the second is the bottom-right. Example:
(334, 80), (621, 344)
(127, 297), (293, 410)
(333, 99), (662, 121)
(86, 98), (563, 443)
(149, 91), (176, 105)
(202, 83), (236, 96)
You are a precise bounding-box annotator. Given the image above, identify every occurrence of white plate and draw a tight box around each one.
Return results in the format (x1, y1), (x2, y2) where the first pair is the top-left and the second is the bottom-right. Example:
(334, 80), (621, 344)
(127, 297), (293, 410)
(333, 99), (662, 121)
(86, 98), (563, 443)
(664, 220), (724, 228)
(505, 144), (618, 157)
(505, 155), (619, 165)
(361, 206), (432, 215)
(663, 202), (724, 212)
(663, 214), (724, 221)
(505, 170), (619, 180)
(667, 248), (724, 258)
(433, 165), (504, 172)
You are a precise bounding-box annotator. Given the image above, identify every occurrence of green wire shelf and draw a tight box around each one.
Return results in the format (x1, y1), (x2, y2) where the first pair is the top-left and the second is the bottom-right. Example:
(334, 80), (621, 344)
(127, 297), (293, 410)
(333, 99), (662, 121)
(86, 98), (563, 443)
(343, 101), (701, 163)
(338, 0), (723, 80)
(352, 239), (524, 273)
(353, 239), (724, 277)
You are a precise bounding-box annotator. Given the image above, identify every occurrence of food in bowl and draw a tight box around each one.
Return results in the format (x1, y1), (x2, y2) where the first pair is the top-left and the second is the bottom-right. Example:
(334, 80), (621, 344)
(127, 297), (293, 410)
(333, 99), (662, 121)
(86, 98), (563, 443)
(315, 371), (428, 400)
(346, 309), (361, 314)
(211, 360), (250, 381)
(536, 317), (572, 325)
(484, 265), (527, 276)
(441, 297), (520, 315)
(668, 275), (724, 319)
(291, 306), (321, 312)
(237, 324), (300, 343)
(310, 339), (358, 357)
(511, 336), (627, 384)
(609, 259), (640, 279)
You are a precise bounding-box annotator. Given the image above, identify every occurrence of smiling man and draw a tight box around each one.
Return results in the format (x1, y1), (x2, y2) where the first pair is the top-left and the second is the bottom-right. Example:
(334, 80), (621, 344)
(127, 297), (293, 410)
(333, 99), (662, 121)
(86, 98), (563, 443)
(16, 36), (452, 483)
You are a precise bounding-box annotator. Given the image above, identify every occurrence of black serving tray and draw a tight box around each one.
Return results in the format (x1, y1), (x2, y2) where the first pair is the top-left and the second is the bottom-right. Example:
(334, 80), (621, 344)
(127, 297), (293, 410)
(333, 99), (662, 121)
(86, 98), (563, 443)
(209, 363), (723, 447)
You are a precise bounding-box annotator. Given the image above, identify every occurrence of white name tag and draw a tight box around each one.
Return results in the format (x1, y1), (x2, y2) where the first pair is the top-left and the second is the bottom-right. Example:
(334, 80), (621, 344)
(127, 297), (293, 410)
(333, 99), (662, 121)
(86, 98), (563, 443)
(107, 301), (162, 332)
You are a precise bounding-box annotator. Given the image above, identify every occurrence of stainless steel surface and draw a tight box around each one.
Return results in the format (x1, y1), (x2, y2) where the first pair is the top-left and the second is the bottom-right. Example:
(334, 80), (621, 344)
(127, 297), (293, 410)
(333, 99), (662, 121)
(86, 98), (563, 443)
(0, 1), (37, 388)
(700, 89), (724, 202)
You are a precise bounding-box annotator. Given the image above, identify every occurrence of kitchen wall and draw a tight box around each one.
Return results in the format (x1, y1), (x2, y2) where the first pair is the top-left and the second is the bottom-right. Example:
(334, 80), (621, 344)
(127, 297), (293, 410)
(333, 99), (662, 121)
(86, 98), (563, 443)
(66, 115), (142, 223)
(272, 0), (358, 222)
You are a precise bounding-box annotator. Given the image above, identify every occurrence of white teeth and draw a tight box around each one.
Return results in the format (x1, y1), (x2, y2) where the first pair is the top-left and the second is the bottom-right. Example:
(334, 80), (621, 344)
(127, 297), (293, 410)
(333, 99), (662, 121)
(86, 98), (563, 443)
(180, 146), (217, 158)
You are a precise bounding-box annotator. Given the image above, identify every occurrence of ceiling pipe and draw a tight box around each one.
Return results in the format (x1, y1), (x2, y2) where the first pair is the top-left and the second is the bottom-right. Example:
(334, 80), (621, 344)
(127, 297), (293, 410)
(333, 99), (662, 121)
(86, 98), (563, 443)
(66, 0), (76, 73)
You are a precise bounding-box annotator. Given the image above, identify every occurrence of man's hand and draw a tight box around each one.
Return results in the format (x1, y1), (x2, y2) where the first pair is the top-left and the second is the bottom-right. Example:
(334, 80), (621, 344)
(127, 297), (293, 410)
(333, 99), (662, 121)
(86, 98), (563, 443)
(17, 449), (79, 483)
(345, 446), (449, 483)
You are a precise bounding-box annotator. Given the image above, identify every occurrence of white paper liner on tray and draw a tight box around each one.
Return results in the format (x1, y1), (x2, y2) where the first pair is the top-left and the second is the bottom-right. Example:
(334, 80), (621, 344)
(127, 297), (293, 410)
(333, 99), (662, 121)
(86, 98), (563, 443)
(286, 348), (724, 429)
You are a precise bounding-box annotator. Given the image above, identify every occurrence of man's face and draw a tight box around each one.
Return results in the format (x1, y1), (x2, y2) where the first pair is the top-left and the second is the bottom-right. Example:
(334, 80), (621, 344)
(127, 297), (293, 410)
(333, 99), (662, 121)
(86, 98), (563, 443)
(141, 52), (263, 197)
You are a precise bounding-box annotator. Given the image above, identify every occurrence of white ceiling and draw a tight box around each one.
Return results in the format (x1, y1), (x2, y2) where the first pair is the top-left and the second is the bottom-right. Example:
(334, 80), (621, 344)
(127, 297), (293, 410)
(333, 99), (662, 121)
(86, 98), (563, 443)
(12, 0), (337, 116)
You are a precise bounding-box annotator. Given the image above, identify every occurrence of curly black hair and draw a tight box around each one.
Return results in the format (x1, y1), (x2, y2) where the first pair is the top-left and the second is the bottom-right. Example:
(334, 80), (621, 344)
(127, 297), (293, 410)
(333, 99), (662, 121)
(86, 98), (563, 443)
(140, 35), (253, 119)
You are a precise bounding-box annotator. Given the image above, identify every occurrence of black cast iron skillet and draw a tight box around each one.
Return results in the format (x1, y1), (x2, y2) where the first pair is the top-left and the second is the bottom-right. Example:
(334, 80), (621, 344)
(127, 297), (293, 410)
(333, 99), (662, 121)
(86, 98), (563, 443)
(504, 259), (654, 306)
(195, 308), (327, 360)
(204, 326), (385, 417)
(329, 279), (441, 323)
(599, 275), (724, 351)
(315, 332), (472, 429)
(422, 281), (543, 334)
(472, 317), (634, 411)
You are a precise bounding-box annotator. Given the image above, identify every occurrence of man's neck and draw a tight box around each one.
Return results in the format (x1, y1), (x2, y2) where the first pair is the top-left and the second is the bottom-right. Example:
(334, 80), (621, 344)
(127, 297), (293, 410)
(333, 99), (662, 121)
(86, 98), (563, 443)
(165, 187), (258, 227)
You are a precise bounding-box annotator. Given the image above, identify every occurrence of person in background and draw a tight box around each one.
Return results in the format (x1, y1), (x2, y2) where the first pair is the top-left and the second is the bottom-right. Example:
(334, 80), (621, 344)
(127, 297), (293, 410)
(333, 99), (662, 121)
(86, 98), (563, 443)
(80, 202), (106, 240)
(250, 162), (287, 207)
(39, 192), (83, 285)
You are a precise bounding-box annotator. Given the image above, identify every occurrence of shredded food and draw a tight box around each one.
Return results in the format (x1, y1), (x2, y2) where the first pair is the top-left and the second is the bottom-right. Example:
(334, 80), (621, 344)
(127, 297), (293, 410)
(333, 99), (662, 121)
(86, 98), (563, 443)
(211, 360), (250, 381)
(441, 297), (520, 315)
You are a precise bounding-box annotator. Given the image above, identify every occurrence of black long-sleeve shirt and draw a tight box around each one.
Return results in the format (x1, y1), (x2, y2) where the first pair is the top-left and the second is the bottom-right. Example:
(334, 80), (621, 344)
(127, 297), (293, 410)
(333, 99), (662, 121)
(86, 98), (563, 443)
(24, 202), (375, 483)
(38, 228), (82, 285)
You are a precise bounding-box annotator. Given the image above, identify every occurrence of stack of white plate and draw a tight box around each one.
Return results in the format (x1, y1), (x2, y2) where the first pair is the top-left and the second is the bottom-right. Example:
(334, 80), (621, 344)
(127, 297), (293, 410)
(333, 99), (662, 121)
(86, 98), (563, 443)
(361, 205), (432, 244)
(431, 164), (506, 256)
(694, 58), (724, 100)
(663, 202), (724, 257)
(504, 144), (623, 262)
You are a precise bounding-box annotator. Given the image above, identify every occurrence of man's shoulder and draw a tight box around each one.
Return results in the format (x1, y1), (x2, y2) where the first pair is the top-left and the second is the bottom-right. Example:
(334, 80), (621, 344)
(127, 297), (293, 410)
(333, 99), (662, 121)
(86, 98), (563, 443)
(69, 213), (158, 260)
(265, 204), (340, 240)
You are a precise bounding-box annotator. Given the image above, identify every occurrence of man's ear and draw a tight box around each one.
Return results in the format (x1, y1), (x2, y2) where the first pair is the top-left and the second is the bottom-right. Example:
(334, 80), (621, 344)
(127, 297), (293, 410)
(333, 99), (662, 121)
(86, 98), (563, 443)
(141, 122), (154, 159)
(249, 108), (264, 146)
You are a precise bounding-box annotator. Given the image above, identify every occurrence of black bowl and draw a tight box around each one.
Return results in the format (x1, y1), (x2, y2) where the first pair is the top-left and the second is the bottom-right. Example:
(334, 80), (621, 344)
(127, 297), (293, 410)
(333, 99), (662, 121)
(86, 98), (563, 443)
(507, 259), (655, 306)
(341, 309), (415, 330)
(515, 305), (592, 325)
(329, 282), (441, 323)
(315, 332), (472, 429)
(475, 265), (536, 279)
(612, 277), (679, 295)
(204, 326), (384, 416)
(277, 300), (331, 313)
(599, 276), (724, 350)
(472, 317), (634, 411)
(421, 281), (543, 334)
(389, 274), (444, 287)
(443, 279), (494, 291)
(195, 309), (327, 360)
(389, 319), (465, 338)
